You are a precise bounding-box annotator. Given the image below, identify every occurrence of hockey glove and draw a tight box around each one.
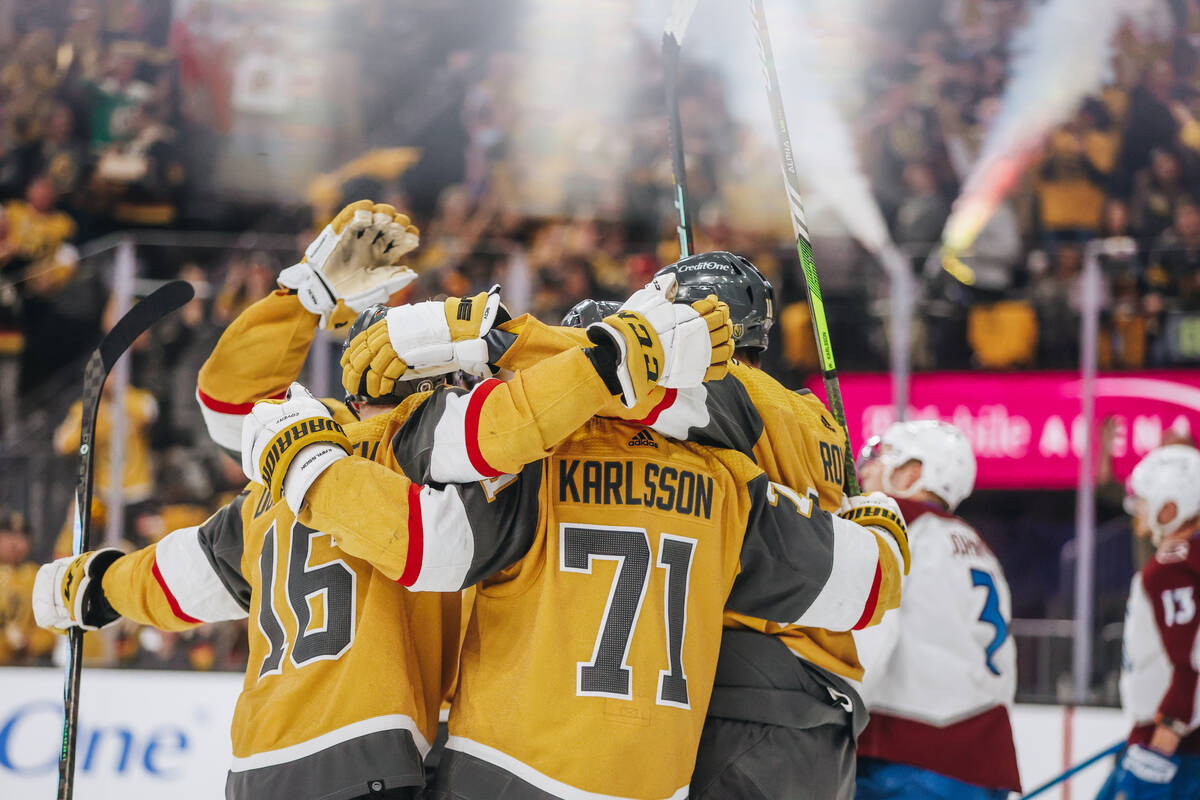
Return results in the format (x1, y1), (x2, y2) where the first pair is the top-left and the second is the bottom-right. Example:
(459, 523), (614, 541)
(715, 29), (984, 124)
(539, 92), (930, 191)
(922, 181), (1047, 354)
(278, 200), (420, 330)
(243, 382), (353, 512)
(839, 492), (911, 574)
(32, 548), (123, 632)
(689, 294), (735, 381)
(618, 274), (729, 389)
(340, 285), (507, 397)
(1109, 745), (1178, 799)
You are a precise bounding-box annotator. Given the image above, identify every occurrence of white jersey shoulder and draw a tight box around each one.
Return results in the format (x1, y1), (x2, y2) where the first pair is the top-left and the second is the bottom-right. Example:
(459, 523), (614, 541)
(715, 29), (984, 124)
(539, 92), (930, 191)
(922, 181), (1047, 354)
(855, 507), (1016, 724)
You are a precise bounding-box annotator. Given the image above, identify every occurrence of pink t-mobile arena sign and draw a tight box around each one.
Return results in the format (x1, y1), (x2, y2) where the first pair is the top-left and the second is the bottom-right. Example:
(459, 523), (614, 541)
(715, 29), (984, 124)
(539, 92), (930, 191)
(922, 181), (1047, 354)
(805, 371), (1200, 489)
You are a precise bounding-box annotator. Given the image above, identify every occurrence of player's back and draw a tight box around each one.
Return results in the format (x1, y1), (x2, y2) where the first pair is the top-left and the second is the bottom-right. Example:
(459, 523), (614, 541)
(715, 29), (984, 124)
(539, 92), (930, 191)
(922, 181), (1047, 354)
(855, 498), (1019, 792)
(228, 407), (456, 799)
(445, 418), (761, 800)
(1121, 533), (1200, 749)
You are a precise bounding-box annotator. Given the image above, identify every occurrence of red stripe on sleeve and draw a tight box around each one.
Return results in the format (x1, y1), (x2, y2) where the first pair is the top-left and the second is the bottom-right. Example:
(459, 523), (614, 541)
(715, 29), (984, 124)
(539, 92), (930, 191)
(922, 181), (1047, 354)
(463, 379), (505, 478)
(634, 388), (677, 426)
(398, 483), (425, 586)
(852, 560), (883, 631)
(197, 387), (286, 415)
(151, 558), (203, 624)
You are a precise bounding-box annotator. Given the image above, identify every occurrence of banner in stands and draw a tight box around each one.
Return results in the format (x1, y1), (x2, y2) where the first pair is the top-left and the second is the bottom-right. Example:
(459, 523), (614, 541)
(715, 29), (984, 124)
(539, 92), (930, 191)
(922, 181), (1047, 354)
(808, 370), (1200, 489)
(0, 666), (1122, 799)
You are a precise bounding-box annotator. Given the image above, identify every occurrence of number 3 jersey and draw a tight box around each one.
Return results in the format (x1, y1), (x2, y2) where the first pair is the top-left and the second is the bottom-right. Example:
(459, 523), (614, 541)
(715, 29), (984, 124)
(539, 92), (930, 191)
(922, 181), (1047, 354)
(304, 412), (905, 800)
(1120, 533), (1200, 755)
(853, 499), (1021, 794)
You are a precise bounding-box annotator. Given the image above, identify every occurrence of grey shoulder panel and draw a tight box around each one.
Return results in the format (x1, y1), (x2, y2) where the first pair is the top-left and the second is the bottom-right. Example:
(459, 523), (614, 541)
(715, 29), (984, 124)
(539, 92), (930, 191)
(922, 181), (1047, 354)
(391, 384), (467, 484)
(195, 492), (252, 612)
(460, 461), (545, 587)
(689, 375), (764, 458)
(727, 473), (836, 625)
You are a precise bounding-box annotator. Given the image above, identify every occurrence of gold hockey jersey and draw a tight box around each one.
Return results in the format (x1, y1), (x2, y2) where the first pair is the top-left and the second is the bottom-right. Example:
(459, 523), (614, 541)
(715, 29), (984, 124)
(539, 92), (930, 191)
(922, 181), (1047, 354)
(301, 414), (903, 800)
(196, 289), (356, 452)
(99, 342), (623, 798)
(490, 316), (893, 682)
(101, 407), (454, 799)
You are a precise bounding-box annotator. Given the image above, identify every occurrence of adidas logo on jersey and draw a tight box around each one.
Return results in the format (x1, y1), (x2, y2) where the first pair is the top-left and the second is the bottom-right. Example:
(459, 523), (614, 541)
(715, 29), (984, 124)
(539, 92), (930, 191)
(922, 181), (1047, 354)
(627, 429), (658, 448)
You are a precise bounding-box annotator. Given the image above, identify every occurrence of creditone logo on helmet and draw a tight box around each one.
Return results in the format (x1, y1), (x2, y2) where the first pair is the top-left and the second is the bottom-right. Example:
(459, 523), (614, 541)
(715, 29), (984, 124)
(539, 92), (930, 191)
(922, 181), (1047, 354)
(675, 262), (735, 273)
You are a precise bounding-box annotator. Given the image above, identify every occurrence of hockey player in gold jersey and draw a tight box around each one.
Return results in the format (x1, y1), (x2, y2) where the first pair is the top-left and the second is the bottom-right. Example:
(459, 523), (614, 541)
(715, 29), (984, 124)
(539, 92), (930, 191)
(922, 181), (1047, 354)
(34, 280), (731, 799)
(340, 251), (902, 798)
(242, 310), (908, 798)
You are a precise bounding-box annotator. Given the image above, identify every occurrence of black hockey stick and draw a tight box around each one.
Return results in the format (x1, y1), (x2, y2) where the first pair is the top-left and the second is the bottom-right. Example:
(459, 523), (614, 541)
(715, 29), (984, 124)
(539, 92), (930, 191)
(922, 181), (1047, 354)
(57, 279), (194, 800)
(664, 0), (699, 258)
(747, 0), (859, 495)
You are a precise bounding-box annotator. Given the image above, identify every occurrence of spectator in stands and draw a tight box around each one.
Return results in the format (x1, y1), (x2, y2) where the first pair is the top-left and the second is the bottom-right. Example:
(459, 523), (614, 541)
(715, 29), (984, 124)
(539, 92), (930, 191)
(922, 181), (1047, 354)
(1131, 148), (1190, 238)
(894, 161), (949, 267)
(1120, 59), (1181, 181)
(1034, 107), (1116, 243)
(1147, 198), (1200, 311)
(0, 104), (84, 202)
(90, 101), (185, 227)
(53, 378), (159, 548)
(0, 509), (54, 665)
(1032, 243), (1090, 368)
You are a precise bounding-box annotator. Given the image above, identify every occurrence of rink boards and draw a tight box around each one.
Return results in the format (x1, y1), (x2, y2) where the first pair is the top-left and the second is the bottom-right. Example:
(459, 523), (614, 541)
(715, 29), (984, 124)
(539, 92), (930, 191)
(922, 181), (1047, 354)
(0, 666), (1125, 799)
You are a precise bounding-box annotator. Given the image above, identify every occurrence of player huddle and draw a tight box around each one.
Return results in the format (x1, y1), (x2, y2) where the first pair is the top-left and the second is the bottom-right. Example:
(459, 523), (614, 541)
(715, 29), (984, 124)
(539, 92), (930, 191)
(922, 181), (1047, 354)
(27, 202), (1200, 799)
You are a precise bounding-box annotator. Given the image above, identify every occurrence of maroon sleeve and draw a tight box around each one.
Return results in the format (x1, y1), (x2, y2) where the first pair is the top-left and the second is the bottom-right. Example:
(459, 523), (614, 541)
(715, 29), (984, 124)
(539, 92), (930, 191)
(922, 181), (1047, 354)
(1145, 551), (1200, 725)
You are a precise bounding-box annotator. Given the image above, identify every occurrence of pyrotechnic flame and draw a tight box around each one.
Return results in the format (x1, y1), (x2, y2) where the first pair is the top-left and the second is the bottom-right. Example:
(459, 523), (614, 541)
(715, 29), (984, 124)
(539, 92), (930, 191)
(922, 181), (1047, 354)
(939, 0), (1153, 273)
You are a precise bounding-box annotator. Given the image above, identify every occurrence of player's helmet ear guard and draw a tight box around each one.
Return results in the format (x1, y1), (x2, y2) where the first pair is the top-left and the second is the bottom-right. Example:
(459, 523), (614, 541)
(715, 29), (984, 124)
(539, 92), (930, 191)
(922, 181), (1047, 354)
(879, 420), (976, 512)
(561, 299), (622, 328)
(654, 251), (774, 350)
(1126, 445), (1200, 544)
(342, 304), (449, 407)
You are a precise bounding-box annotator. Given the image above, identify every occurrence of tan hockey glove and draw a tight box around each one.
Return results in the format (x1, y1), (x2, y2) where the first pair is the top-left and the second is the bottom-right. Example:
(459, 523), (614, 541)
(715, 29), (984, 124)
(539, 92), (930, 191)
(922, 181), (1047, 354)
(340, 285), (507, 397)
(32, 548), (124, 632)
(278, 200), (420, 330)
(689, 294), (734, 381)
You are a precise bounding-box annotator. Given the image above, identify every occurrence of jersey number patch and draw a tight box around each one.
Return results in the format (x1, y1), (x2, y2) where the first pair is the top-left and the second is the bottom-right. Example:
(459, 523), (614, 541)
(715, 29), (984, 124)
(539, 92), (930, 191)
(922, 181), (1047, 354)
(560, 524), (696, 708)
(1162, 587), (1196, 627)
(257, 521), (357, 678)
(970, 568), (1008, 677)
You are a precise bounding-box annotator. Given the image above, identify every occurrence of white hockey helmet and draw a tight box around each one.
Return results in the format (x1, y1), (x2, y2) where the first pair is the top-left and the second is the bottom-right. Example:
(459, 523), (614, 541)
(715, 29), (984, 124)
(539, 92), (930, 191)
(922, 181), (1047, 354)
(1125, 445), (1200, 544)
(877, 420), (976, 512)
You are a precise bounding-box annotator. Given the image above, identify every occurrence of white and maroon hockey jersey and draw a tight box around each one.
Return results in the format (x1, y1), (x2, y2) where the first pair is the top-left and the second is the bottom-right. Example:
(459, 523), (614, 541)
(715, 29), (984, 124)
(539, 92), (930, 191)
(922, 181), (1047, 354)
(854, 498), (1021, 793)
(1120, 533), (1200, 755)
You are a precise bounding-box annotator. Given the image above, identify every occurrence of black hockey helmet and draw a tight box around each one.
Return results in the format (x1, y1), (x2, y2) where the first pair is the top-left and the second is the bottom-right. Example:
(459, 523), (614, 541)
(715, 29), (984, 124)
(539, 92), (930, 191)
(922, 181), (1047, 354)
(561, 298), (621, 328)
(342, 304), (449, 407)
(654, 251), (774, 350)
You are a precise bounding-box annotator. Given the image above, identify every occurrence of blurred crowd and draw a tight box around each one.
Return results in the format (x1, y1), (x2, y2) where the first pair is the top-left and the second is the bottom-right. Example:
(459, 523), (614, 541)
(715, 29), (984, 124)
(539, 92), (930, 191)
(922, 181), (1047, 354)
(5, 0), (1200, 673)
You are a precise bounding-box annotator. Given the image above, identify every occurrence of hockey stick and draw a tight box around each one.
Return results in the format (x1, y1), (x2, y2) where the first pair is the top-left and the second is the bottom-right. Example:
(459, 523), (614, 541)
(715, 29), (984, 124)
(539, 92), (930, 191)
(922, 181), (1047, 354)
(57, 279), (194, 800)
(664, 0), (699, 258)
(1020, 741), (1123, 799)
(747, 0), (859, 495)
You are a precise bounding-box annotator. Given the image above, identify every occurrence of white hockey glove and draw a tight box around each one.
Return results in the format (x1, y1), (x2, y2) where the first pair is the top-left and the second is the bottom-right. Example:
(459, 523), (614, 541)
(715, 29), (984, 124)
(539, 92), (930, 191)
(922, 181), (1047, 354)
(242, 382), (353, 513)
(278, 200), (420, 330)
(586, 274), (732, 408)
(839, 492), (911, 574)
(384, 285), (505, 376)
(32, 548), (124, 632)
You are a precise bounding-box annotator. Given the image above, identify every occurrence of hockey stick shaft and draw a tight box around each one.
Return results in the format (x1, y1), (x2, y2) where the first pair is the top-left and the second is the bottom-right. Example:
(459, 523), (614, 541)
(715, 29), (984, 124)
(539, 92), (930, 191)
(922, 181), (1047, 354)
(1020, 741), (1123, 799)
(663, 0), (699, 258)
(748, 0), (859, 495)
(58, 280), (194, 800)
